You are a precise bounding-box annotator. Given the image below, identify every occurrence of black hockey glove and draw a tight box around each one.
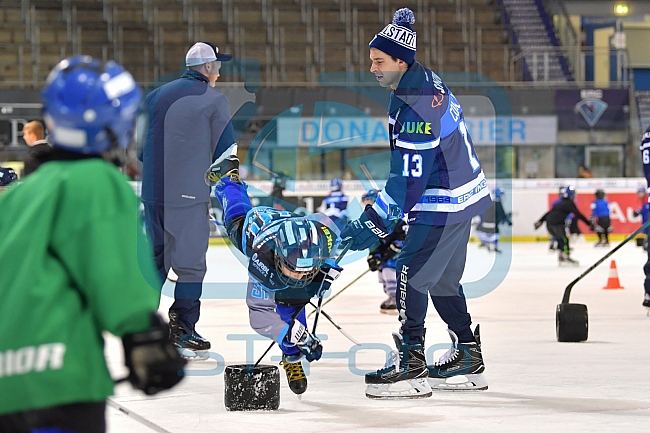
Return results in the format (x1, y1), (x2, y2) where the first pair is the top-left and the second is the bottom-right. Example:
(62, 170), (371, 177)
(286, 321), (322, 362)
(589, 217), (596, 232)
(122, 312), (187, 395)
(389, 240), (403, 255)
(367, 254), (382, 272)
(633, 210), (640, 217)
(534, 220), (543, 230)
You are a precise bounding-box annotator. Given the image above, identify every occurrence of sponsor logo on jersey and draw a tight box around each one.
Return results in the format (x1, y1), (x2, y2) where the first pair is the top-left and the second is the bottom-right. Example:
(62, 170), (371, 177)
(431, 93), (445, 108)
(0, 343), (66, 377)
(449, 97), (461, 122)
(320, 226), (333, 252)
(458, 178), (488, 204)
(251, 253), (270, 277)
(399, 122), (432, 135)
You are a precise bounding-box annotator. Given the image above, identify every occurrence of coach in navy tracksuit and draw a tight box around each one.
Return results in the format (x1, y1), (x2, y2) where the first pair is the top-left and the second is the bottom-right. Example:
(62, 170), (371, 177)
(139, 42), (235, 357)
(342, 8), (492, 393)
(641, 125), (650, 309)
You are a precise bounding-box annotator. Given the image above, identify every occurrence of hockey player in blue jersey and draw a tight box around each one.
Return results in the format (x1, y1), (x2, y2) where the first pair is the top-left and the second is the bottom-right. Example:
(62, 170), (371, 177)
(206, 145), (343, 395)
(322, 178), (350, 230)
(362, 189), (408, 315)
(341, 8), (492, 398)
(639, 125), (650, 309)
(590, 189), (611, 247)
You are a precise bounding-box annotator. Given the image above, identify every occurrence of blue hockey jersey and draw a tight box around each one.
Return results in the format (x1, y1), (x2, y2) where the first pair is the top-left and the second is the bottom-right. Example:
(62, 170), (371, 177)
(372, 61), (492, 226)
(591, 199), (610, 218)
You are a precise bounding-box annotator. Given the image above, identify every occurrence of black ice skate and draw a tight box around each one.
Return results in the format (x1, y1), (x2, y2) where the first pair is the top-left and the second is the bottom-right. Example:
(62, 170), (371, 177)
(169, 310), (211, 361)
(365, 333), (432, 399)
(644, 294), (650, 316)
(559, 252), (579, 267)
(281, 355), (307, 396)
(205, 143), (241, 186)
(380, 296), (398, 315)
(427, 325), (488, 391)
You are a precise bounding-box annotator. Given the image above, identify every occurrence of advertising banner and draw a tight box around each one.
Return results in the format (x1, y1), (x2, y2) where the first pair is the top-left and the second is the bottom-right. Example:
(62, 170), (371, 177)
(555, 89), (629, 130)
(547, 192), (645, 234)
(278, 115), (557, 147)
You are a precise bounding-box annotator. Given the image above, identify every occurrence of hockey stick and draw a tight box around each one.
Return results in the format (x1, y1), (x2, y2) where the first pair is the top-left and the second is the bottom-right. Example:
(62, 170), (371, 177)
(309, 242), (351, 336)
(307, 301), (361, 345)
(107, 398), (173, 433)
(562, 219), (650, 303)
(253, 242), (351, 367)
(307, 268), (371, 318)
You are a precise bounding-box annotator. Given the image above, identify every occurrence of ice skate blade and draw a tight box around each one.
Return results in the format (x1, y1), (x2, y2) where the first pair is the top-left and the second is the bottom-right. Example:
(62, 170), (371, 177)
(428, 374), (488, 391)
(365, 378), (432, 399)
(559, 261), (579, 267)
(380, 309), (399, 316)
(177, 348), (210, 361)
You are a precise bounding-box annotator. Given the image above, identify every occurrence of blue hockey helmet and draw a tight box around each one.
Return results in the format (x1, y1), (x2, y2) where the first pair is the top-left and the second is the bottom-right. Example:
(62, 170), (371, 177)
(330, 178), (343, 192)
(41, 56), (141, 155)
(562, 185), (576, 199)
(493, 187), (505, 200)
(361, 189), (379, 204)
(637, 186), (647, 196)
(0, 167), (18, 186)
(272, 218), (335, 289)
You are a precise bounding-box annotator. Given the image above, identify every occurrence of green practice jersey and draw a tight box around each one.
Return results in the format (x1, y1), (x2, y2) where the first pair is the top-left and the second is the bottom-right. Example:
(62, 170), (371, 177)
(0, 158), (161, 415)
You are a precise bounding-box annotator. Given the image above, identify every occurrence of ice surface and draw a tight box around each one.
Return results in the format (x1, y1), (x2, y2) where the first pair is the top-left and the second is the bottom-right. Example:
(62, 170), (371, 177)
(105, 238), (650, 433)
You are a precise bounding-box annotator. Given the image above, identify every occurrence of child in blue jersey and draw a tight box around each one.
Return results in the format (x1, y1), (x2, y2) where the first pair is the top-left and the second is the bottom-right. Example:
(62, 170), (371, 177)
(362, 189), (408, 314)
(206, 146), (344, 396)
(590, 189), (611, 247)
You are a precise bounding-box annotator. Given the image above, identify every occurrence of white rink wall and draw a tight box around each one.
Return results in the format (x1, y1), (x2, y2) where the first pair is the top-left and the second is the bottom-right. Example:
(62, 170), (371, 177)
(131, 177), (649, 238)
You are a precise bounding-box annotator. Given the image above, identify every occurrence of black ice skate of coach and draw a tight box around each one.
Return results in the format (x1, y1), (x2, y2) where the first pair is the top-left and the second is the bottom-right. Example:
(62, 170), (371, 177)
(427, 325), (488, 391)
(365, 333), (432, 399)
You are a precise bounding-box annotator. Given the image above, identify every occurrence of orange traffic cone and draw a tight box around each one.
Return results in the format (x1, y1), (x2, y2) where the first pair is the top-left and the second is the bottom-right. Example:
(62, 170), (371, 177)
(603, 260), (624, 290)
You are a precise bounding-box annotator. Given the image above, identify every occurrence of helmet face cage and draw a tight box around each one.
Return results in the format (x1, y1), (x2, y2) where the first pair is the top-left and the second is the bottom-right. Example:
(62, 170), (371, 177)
(41, 56), (142, 155)
(361, 189), (378, 204)
(273, 218), (331, 290)
(563, 186), (576, 199)
(330, 178), (342, 192)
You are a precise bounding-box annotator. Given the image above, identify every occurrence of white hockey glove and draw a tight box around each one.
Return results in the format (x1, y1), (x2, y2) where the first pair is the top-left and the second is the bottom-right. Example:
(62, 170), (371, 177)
(286, 320), (323, 362)
(315, 262), (342, 298)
